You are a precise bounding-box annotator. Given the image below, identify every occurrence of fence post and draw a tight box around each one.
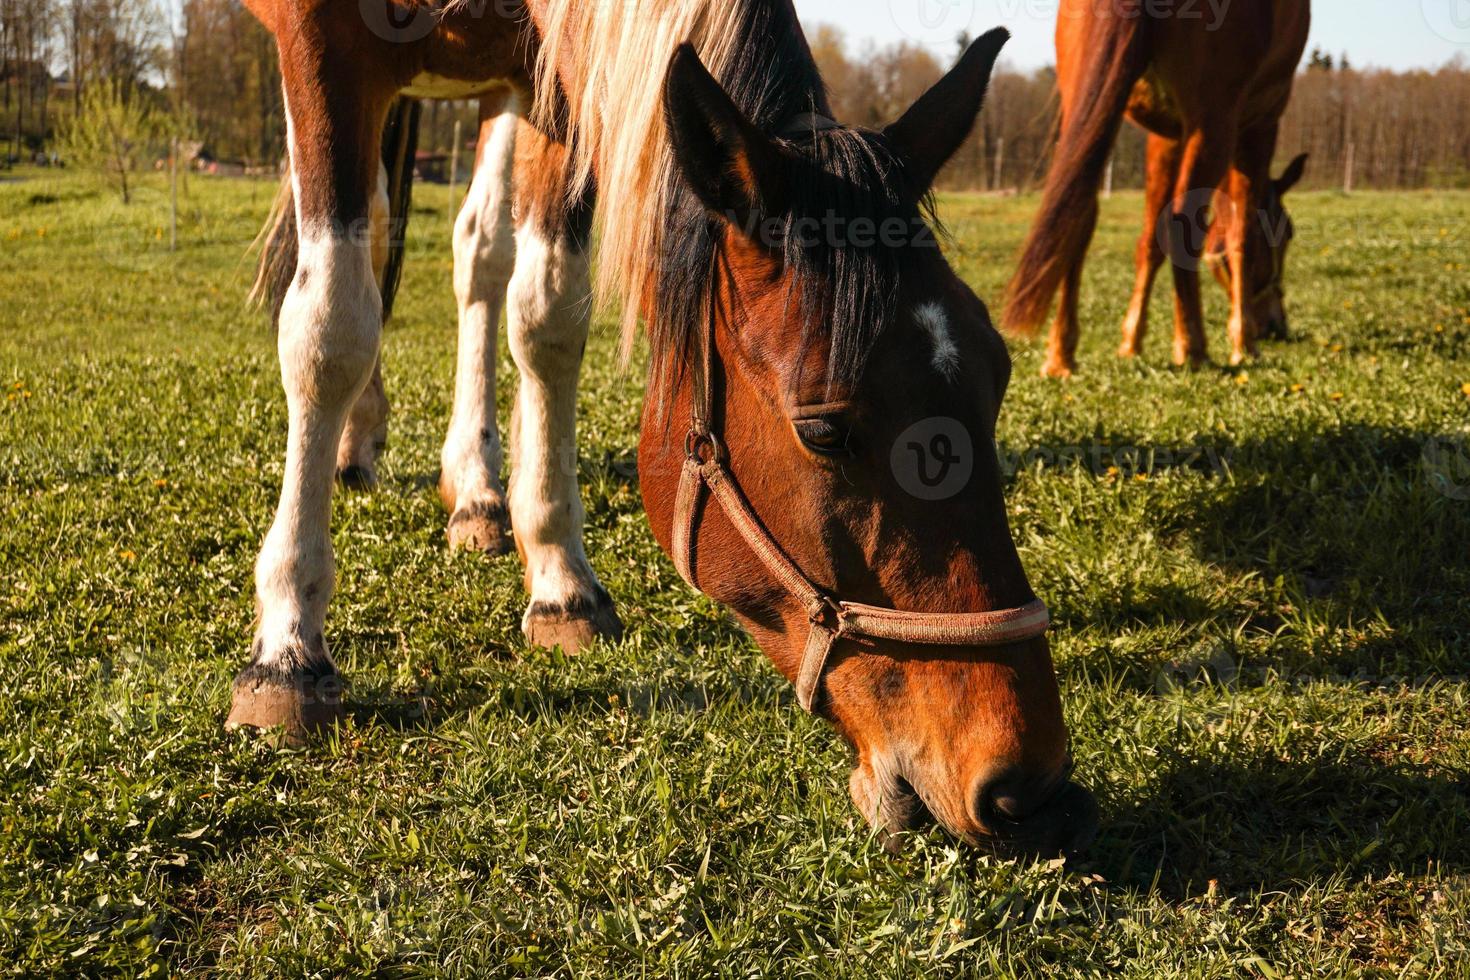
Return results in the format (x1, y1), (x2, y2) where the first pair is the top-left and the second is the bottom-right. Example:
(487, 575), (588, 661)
(993, 136), (1005, 193)
(169, 136), (179, 252)
(448, 117), (463, 220)
(1103, 154), (1114, 199)
(1343, 141), (1355, 194)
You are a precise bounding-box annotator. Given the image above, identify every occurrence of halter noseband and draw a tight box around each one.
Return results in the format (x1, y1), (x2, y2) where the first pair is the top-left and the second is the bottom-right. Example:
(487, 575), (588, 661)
(669, 281), (1050, 713)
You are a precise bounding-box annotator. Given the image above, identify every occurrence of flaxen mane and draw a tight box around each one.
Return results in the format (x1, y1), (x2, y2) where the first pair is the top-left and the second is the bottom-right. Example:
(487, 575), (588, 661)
(530, 0), (932, 397)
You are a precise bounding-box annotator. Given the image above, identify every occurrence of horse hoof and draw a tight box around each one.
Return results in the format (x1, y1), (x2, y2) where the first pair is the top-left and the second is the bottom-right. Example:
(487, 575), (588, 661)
(1040, 360), (1075, 380)
(447, 502), (514, 555)
(225, 664), (345, 745)
(523, 589), (624, 654)
(337, 465), (378, 491)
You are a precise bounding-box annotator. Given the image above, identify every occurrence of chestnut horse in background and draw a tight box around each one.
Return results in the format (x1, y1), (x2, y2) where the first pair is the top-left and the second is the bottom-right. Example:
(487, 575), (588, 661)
(228, 0), (1098, 855)
(1005, 0), (1311, 377)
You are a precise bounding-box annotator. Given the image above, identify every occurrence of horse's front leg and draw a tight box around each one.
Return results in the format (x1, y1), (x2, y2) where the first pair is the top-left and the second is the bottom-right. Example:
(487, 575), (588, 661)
(227, 64), (395, 739)
(440, 92), (518, 553)
(1167, 122), (1234, 368)
(506, 122), (623, 651)
(1224, 123), (1278, 364)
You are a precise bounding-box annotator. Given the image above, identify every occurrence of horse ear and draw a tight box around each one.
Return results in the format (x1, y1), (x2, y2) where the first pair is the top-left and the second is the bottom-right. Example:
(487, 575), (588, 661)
(665, 44), (786, 226)
(1276, 153), (1309, 195)
(884, 28), (1009, 192)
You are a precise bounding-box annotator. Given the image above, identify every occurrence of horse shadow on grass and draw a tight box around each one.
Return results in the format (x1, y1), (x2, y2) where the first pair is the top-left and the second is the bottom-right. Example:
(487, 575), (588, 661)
(335, 613), (775, 734)
(1168, 423), (1470, 679)
(1009, 423), (1470, 689)
(1085, 753), (1470, 899)
(1006, 423), (1470, 895)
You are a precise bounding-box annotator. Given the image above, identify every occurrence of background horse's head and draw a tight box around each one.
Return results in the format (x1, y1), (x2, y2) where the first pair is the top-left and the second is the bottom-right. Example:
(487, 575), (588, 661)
(639, 32), (1097, 856)
(1210, 153), (1310, 340)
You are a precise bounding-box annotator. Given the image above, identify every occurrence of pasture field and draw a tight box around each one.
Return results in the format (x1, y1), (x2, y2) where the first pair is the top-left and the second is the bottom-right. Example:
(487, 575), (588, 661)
(1, 168), (1469, 977)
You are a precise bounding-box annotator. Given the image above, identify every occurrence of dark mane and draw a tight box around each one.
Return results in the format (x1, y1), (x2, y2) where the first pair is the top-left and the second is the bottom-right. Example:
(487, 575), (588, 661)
(650, 2), (936, 407)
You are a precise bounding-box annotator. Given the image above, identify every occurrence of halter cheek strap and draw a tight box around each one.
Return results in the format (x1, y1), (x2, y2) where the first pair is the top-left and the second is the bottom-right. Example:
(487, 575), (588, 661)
(669, 272), (1050, 713)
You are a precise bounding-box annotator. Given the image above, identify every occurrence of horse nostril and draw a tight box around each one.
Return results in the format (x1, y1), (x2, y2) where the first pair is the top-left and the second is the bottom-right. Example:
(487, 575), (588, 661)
(974, 776), (1101, 857)
(975, 775), (1043, 825)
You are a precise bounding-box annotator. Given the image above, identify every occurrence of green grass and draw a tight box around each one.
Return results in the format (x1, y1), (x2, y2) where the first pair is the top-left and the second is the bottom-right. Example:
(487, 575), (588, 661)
(2, 167), (1469, 977)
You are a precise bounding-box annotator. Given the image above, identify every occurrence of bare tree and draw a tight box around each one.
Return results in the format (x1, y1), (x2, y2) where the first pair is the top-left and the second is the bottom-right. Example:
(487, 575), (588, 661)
(1, 0), (57, 160)
(808, 25), (1470, 193)
(60, 0), (166, 104)
(175, 0), (281, 164)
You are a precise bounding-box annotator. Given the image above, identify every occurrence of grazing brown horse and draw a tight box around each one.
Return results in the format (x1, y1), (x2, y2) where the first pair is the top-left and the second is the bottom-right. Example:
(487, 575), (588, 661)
(228, 0), (1097, 855)
(1006, 0), (1311, 377)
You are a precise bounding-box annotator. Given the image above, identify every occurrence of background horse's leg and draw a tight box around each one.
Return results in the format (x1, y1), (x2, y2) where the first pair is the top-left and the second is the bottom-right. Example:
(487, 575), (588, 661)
(505, 121), (623, 652)
(441, 91), (519, 554)
(1224, 122), (1279, 364)
(336, 163), (393, 489)
(1167, 122), (1235, 368)
(1043, 236), (1091, 380)
(1119, 133), (1180, 359)
(228, 51), (395, 738)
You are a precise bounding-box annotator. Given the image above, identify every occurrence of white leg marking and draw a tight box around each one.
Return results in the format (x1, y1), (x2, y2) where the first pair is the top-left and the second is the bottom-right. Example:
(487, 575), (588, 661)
(441, 103), (519, 533)
(914, 302), (961, 379)
(254, 218), (381, 671)
(507, 220), (611, 631)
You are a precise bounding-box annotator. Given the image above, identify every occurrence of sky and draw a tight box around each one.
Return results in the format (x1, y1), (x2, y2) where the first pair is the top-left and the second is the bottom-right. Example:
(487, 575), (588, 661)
(792, 0), (1470, 71)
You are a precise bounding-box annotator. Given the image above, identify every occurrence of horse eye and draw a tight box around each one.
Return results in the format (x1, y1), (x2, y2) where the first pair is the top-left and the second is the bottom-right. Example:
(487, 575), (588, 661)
(794, 416), (855, 458)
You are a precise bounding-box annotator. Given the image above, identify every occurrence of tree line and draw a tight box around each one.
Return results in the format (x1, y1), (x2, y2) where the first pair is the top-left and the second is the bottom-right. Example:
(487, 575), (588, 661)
(807, 31), (1470, 192)
(3, 4), (1468, 192)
